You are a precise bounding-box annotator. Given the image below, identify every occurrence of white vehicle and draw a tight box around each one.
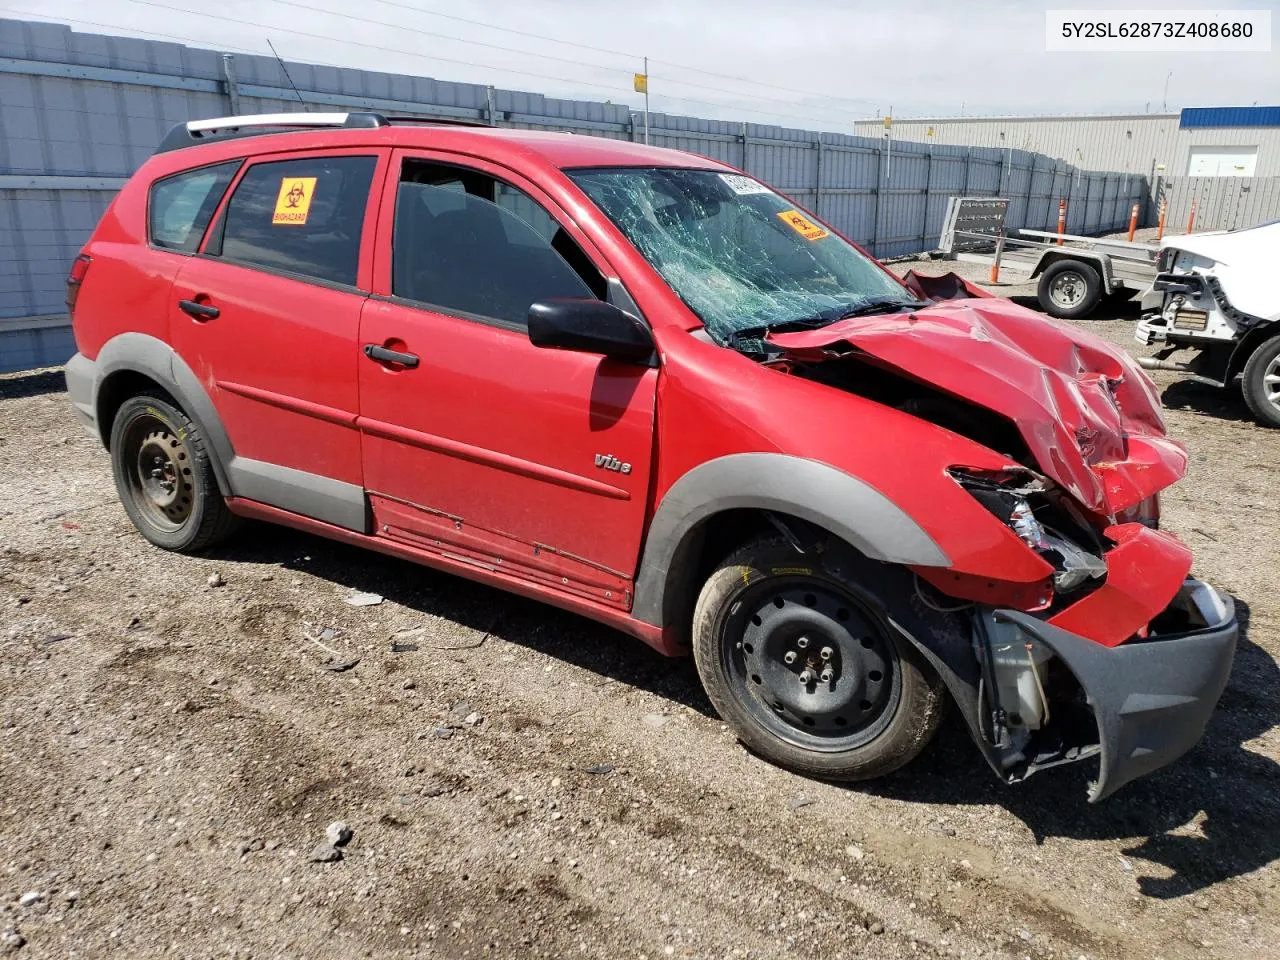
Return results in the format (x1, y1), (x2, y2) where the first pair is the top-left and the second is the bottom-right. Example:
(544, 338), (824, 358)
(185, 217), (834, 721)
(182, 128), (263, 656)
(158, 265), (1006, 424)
(1136, 220), (1280, 427)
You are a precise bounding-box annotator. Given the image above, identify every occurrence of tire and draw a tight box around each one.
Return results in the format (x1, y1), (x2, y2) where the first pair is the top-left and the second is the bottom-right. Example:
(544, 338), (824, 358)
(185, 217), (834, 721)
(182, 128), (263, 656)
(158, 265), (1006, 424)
(1241, 335), (1280, 429)
(691, 537), (946, 782)
(109, 391), (240, 551)
(1037, 259), (1103, 319)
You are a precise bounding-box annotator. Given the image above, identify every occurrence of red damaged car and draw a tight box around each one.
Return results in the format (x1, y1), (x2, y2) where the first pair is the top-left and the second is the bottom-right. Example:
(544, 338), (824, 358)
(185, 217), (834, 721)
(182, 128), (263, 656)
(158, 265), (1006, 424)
(64, 113), (1237, 800)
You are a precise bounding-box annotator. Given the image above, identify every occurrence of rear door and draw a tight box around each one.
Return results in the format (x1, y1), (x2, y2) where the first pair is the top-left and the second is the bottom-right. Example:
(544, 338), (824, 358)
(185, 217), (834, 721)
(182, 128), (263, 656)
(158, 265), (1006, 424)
(357, 149), (657, 608)
(169, 148), (388, 529)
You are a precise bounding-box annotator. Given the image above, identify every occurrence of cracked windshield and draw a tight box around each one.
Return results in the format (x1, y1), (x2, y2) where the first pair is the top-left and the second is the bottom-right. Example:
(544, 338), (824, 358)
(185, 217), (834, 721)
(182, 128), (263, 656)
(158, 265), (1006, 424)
(568, 168), (916, 345)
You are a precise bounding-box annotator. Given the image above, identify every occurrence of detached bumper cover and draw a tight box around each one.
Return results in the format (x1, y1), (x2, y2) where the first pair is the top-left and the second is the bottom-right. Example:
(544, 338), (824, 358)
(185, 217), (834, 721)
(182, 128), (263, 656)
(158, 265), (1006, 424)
(997, 579), (1237, 801)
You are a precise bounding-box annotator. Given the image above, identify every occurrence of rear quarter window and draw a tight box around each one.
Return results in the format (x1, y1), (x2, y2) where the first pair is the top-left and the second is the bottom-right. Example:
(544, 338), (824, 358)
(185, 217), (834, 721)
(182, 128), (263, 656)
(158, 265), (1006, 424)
(148, 161), (240, 253)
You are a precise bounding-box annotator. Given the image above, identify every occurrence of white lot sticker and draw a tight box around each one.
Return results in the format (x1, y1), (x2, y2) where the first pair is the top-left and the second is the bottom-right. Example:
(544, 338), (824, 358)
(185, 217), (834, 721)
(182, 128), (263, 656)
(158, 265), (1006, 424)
(719, 173), (772, 196)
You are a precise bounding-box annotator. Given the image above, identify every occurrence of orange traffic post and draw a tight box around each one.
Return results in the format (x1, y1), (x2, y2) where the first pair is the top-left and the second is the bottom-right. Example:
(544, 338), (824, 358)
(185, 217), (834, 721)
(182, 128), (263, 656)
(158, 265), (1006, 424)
(990, 229), (1006, 284)
(1156, 198), (1167, 241)
(1056, 198), (1067, 245)
(1186, 198), (1197, 234)
(1127, 202), (1140, 242)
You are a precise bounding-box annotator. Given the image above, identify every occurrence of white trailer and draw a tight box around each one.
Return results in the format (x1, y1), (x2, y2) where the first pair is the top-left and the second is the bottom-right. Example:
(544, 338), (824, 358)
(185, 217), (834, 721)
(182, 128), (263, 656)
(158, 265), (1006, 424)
(938, 197), (1160, 319)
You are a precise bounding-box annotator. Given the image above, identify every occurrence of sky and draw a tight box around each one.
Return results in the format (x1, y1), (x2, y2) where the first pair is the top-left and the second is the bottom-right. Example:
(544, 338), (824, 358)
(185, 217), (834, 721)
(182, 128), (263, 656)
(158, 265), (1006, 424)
(4, 0), (1278, 131)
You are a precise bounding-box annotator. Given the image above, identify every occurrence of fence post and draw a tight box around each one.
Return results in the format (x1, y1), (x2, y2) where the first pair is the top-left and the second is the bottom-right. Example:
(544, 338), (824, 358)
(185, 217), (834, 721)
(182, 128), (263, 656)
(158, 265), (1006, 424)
(961, 147), (971, 197)
(220, 54), (240, 115)
(871, 142), (883, 255)
(741, 122), (748, 171)
(814, 136), (823, 218)
(1022, 157), (1035, 233)
(920, 147), (933, 249)
(484, 86), (497, 126)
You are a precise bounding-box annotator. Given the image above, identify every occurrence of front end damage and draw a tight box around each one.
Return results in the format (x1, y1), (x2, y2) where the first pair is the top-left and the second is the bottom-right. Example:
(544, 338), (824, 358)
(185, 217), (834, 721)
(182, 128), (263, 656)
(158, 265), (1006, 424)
(761, 292), (1238, 799)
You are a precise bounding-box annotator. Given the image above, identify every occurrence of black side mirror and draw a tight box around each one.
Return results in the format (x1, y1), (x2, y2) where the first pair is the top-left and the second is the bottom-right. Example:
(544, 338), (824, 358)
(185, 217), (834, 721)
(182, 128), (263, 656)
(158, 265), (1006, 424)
(527, 298), (654, 364)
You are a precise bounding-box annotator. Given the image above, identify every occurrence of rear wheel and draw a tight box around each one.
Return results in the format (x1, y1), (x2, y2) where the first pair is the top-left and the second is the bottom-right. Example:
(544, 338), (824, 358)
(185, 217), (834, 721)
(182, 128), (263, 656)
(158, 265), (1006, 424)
(691, 538), (945, 781)
(1037, 259), (1102, 319)
(1242, 335), (1280, 429)
(109, 392), (239, 551)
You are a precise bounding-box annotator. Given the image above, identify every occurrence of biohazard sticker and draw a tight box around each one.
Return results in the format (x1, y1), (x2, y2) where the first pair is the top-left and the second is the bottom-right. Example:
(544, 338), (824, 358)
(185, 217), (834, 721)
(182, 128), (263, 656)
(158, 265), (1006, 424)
(776, 209), (828, 241)
(272, 177), (317, 225)
(718, 173), (771, 196)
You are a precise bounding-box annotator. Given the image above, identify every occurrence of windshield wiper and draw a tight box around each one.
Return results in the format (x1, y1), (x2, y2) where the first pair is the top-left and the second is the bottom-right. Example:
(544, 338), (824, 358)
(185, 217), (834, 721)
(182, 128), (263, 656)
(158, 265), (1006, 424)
(835, 296), (930, 319)
(726, 297), (929, 354)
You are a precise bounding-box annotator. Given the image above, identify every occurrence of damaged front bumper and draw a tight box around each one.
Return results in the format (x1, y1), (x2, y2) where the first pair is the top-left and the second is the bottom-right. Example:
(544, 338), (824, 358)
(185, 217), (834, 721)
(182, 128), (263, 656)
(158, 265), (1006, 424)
(989, 579), (1237, 801)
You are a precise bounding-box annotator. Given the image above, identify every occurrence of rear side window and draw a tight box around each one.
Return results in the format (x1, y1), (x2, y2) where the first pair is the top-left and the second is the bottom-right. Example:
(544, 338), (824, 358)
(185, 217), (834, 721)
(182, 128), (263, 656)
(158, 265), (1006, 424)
(148, 161), (239, 253)
(214, 156), (377, 288)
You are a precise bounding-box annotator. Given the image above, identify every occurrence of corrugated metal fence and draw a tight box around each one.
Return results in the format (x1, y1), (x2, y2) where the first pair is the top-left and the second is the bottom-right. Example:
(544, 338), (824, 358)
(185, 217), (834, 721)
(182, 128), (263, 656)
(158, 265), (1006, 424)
(1153, 176), (1280, 233)
(0, 17), (1146, 373)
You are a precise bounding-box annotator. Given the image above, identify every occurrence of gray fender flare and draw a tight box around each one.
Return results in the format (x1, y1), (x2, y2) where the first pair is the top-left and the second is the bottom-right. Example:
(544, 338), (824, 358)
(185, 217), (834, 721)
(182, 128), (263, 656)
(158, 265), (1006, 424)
(630, 453), (949, 628)
(93, 332), (236, 496)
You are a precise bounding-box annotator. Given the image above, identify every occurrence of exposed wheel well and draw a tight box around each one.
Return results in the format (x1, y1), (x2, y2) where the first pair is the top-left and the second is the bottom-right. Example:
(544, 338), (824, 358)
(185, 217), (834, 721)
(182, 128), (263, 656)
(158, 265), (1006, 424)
(95, 370), (172, 449)
(656, 508), (826, 647)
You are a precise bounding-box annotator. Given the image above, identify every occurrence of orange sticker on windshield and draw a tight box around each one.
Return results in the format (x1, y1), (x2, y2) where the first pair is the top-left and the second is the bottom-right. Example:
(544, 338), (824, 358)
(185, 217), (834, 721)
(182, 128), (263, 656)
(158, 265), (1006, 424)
(776, 209), (828, 241)
(272, 177), (316, 225)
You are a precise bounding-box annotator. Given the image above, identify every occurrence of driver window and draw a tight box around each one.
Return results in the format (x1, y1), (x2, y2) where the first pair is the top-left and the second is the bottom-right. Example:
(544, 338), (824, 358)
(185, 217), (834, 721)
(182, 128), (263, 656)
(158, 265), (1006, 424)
(392, 160), (606, 326)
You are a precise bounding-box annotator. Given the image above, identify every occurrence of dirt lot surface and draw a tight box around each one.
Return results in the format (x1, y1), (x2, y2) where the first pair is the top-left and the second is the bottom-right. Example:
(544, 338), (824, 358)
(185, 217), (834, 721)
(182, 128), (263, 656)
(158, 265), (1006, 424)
(2, 266), (1278, 959)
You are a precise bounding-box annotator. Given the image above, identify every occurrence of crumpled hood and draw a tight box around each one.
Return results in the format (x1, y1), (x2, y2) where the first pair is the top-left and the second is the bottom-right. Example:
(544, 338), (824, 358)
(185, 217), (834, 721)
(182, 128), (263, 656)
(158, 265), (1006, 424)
(768, 298), (1187, 516)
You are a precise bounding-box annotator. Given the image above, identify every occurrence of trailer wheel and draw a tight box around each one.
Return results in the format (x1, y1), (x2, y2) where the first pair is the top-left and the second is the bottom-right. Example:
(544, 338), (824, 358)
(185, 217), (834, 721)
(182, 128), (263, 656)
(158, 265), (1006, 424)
(1037, 260), (1103, 319)
(1241, 335), (1280, 429)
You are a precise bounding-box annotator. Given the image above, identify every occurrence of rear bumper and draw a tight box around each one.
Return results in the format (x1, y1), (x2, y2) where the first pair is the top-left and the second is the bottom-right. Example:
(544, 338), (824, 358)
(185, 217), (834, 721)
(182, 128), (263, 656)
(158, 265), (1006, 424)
(64, 351), (99, 438)
(995, 579), (1237, 801)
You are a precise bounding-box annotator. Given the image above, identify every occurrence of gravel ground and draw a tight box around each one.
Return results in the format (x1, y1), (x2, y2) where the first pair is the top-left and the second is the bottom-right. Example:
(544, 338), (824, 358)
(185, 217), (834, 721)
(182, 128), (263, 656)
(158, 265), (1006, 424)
(2, 267), (1278, 959)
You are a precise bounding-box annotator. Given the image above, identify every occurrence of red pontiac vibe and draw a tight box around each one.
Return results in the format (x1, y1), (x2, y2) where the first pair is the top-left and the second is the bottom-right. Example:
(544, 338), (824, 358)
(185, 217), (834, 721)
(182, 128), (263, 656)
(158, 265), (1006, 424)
(63, 113), (1237, 800)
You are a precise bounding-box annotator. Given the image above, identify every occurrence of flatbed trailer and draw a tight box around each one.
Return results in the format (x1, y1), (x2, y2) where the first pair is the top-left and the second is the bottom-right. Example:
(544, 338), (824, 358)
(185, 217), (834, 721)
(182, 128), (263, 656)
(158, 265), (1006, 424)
(937, 197), (1160, 319)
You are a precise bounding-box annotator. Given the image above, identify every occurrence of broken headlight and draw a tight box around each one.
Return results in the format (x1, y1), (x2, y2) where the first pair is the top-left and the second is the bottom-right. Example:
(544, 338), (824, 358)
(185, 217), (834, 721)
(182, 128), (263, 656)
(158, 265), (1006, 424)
(950, 469), (1049, 549)
(951, 469), (1106, 593)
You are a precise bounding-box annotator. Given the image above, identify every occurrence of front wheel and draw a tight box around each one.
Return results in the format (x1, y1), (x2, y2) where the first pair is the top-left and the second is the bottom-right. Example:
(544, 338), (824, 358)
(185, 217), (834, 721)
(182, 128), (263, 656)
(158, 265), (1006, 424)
(691, 538), (945, 782)
(1241, 335), (1280, 429)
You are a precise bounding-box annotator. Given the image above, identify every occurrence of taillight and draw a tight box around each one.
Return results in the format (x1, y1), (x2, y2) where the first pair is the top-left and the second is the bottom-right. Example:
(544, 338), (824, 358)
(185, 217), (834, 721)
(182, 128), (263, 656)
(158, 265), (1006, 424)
(66, 254), (92, 320)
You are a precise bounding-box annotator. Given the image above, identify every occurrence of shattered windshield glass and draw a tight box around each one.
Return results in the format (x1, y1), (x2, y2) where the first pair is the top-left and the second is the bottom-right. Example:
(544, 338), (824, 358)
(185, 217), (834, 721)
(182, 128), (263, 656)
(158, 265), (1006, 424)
(567, 168), (914, 346)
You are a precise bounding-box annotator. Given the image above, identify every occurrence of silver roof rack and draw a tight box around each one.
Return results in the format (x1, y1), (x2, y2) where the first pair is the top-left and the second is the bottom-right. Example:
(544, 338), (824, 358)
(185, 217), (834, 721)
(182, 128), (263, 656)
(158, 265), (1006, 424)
(156, 111), (388, 153)
(186, 112), (360, 133)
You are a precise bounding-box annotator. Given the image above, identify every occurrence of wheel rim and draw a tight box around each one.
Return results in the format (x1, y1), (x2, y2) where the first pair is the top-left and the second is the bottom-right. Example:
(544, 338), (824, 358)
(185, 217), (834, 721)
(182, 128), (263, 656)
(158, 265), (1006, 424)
(1049, 271), (1087, 309)
(1265, 354), (1280, 410)
(720, 578), (902, 752)
(122, 414), (194, 530)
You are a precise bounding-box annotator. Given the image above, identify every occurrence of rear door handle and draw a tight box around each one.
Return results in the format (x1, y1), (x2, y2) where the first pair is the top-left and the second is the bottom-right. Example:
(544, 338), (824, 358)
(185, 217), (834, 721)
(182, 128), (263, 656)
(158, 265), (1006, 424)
(178, 298), (220, 320)
(363, 343), (420, 369)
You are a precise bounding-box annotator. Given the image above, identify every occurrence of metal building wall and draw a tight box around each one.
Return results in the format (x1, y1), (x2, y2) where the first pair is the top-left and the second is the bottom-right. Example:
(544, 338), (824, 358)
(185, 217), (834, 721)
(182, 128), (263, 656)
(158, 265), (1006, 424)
(855, 114), (1280, 178)
(1157, 176), (1280, 232)
(0, 17), (1144, 374)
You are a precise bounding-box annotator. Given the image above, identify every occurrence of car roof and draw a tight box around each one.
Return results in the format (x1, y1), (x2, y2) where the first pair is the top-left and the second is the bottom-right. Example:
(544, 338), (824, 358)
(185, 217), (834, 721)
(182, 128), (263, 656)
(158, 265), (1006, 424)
(409, 125), (730, 171)
(156, 113), (734, 173)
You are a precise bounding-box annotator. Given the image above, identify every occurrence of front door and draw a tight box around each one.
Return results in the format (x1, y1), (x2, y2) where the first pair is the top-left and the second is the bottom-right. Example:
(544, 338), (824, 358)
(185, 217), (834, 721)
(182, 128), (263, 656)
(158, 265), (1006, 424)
(170, 149), (387, 529)
(357, 150), (657, 608)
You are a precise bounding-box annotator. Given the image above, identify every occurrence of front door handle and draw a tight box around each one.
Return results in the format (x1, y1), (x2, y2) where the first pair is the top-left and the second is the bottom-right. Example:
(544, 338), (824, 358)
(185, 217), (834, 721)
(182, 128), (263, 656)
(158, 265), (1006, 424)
(178, 298), (220, 321)
(363, 343), (420, 369)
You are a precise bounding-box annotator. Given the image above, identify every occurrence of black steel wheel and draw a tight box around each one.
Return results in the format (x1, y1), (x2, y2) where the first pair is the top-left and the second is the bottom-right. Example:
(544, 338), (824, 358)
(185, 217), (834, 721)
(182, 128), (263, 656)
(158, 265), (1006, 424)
(692, 537), (945, 782)
(724, 579), (901, 752)
(109, 392), (239, 551)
